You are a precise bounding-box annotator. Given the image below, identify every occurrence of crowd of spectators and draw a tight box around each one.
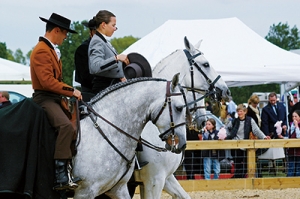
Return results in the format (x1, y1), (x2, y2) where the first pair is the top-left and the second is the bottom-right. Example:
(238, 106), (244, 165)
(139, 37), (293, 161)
(184, 91), (300, 179)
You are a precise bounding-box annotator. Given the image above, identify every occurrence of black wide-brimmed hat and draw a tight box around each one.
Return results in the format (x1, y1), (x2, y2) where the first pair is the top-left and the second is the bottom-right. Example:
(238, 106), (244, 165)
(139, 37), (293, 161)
(124, 53), (152, 79)
(39, 13), (77, 34)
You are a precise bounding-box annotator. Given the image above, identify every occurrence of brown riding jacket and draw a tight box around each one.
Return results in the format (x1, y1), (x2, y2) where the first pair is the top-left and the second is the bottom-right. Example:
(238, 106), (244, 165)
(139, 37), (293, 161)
(30, 37), (74, 96)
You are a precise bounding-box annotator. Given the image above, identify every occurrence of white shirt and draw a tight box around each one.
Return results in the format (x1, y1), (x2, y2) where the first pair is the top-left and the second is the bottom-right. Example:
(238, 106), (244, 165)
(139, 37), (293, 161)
(43, 36), (60, 60)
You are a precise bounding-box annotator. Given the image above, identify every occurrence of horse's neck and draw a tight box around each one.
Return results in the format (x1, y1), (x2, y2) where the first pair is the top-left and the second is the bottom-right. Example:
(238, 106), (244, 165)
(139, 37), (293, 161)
(90, 81), (160, 139)
(153, 50), (187, 80)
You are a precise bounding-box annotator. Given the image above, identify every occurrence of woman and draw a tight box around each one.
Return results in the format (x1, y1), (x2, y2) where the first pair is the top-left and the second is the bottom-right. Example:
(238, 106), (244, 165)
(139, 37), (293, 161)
(225, 104), (270, 178)
(247, 94), (261, 128)
(287, 110), (300, 177)
(89, 10), (129, 94)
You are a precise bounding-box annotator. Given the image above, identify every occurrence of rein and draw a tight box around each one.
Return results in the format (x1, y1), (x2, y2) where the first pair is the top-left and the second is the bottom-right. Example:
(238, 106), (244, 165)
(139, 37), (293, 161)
(80, 100), (167, 152)
(151, 81), (187, 141)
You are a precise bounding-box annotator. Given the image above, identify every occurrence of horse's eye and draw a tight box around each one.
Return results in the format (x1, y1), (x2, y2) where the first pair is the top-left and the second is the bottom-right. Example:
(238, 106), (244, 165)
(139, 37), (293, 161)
(176, 106), (183, 112)
(203, 63), (209, 67)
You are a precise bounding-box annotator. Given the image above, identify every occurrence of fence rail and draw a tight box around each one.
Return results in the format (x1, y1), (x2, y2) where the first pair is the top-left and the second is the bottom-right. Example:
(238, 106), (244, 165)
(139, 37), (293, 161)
(176, 139), (300, 191)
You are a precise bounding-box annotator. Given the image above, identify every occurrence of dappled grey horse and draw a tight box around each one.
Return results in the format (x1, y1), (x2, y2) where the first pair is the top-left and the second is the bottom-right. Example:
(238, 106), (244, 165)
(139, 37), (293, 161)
(73, 76), (189, 199)
(135, 37), (230, 199)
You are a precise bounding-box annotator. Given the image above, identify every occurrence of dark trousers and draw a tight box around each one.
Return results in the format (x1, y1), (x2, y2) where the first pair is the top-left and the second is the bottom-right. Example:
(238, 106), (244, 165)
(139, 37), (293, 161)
(232, 149), (247, 178)
(33, 93), (75, 159)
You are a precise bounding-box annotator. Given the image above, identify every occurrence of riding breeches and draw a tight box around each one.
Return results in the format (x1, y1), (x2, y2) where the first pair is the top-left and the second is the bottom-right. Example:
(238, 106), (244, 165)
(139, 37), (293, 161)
(33, 93), (75, 159)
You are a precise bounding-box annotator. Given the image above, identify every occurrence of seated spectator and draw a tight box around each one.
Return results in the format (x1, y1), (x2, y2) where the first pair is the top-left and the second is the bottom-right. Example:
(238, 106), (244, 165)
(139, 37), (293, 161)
(0, 91), (12, 109)
(287, 110), (300, 177)
(225, 104), (270, 178)
(202, 118), (225, 179)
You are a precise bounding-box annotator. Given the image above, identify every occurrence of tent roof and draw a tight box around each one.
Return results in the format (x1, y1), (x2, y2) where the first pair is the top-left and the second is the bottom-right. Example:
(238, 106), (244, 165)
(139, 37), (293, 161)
(0, 58), (30, 81)
(123, 17), (300, 88)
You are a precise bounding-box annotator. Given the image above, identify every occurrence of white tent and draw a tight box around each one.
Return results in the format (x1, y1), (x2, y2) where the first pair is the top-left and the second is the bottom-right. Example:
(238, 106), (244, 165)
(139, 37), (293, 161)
(123, 17), (300, 92)
(0, 58), (31, 81)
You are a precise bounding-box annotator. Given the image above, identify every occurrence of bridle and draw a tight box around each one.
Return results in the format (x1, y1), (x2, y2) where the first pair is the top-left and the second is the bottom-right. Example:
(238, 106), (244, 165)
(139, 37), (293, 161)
(150, 81), (188, 149)
(182, 49), (222, 112)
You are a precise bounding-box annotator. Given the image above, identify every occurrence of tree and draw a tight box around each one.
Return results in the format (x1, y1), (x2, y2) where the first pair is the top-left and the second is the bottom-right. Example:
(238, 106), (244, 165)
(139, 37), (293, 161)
(265, 22), (300, 50)
(111, 36), (139, 54)
(229, 84), (280, 105)
(59, 21), (90, 85)
(6, 49), (15, 62)
(14, 48), (27, 65)
(0, 42), (8, 59)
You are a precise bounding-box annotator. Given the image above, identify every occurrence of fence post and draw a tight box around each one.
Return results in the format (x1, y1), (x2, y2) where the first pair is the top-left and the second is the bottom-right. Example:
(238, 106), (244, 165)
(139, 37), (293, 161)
(247, 148), (256, 178)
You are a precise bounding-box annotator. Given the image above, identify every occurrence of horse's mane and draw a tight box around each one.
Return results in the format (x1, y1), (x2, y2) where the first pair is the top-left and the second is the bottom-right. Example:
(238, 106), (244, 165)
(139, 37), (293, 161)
(89, 77), (167, 105)
(155, 50), (181, 67)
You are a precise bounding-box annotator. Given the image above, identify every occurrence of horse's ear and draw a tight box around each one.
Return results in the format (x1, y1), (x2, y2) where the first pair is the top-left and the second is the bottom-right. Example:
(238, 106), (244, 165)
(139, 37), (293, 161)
(184, 36), (196, 52)
(184, 36), (190, 49)
(171, 73), (180, 91)
(194, 39), (202, 49)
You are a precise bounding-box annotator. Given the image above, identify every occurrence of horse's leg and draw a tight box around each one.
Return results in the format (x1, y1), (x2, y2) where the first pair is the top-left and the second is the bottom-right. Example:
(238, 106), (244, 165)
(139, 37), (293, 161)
(163, 175), (191, 199)
(105, 184), (131, 199)
(74, 186), (97, 199)
(74, 181), (104, 199)
(142, 176), (165, 199)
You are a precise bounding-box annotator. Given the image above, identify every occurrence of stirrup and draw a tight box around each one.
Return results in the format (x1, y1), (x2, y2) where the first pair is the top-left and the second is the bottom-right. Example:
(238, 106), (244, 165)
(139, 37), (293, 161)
(134, 154), (149, 170)
(54, 162), (81, 191)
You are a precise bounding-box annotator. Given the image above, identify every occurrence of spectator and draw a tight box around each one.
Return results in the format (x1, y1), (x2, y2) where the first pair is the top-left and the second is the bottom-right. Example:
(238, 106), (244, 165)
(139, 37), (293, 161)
(225, 104), (270, 178)
(0, 91), (12, 109)
(220, 99), (228, 124)
(202, 118), (224, 179)
(227, 96), (237, 119)
(294, 93), (299, 104)
(205, 101), (213, 112)
(247, 94), (261, 128)
(288, 95), (300, 124)
(261, 92), (287, 138)
(287, 110), (300, 177)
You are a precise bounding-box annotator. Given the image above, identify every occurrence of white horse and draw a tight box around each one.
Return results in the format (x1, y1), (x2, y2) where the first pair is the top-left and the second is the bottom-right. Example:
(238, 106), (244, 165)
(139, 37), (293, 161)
(73, 76), (189, 199)
(135, 37), (230, 199)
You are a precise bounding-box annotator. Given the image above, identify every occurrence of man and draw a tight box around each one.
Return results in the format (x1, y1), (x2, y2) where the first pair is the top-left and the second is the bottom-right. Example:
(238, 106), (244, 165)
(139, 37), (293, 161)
(0, 91), (12, 109)
(74, 18), (96, 98)
(261, 92), (287, 138)
(227, 96), (237, 118)
(30, 13), (82, 190)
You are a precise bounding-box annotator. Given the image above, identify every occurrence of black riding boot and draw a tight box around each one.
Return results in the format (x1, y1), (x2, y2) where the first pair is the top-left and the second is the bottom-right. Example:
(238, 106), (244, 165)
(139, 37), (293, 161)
(53, 160), (81, 190)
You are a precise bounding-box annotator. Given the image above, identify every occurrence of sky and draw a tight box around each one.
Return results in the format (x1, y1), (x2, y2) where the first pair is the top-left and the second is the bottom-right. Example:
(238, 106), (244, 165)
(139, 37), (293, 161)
(1, 0), (300, 54)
